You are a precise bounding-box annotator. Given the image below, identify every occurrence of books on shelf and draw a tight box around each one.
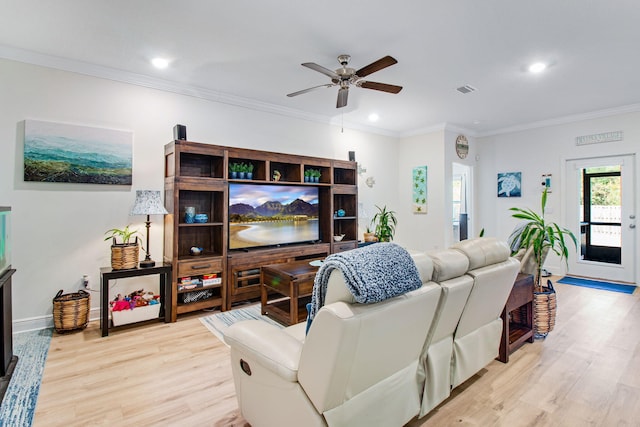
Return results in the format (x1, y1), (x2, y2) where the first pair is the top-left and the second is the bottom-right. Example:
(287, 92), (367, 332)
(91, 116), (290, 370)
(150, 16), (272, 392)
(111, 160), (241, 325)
(202, 273), (222, 286)
(178, 273), (221, 291)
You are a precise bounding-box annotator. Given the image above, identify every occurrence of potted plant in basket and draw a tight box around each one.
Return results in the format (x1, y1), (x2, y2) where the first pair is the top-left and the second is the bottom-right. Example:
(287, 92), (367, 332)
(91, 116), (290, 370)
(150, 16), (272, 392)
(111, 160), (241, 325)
(363, 226), (377, 242)
(371, 205), (397, 242)
(104, 225), (140, 270)
(509, 188), (577, 336)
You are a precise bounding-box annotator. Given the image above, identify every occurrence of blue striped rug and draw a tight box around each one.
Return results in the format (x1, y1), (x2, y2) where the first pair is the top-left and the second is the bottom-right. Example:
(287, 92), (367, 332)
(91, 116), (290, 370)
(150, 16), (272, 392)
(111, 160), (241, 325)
(558, 276), (637, 294)
(0, 329), (52, 427)
(200, 304), (283, 345)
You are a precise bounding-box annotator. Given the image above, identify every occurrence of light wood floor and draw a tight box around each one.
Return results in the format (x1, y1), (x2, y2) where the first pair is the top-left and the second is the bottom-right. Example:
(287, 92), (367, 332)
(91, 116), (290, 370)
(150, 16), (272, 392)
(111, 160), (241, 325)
(34, 279), (640, 426)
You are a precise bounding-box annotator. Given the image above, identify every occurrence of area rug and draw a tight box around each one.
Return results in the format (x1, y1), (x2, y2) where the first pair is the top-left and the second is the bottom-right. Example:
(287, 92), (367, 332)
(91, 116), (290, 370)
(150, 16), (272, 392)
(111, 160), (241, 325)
(558, 276), (637, 294)
(200, 304), (283, 345)
(0, 328), (53, 427)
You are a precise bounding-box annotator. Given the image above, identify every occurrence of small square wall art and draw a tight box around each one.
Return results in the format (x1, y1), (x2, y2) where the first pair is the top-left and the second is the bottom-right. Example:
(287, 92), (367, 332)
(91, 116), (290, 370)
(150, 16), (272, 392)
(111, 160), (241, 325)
(23, 120), (133, 185)
(497, 172), (521, 197)
(412, 166), (427, 213)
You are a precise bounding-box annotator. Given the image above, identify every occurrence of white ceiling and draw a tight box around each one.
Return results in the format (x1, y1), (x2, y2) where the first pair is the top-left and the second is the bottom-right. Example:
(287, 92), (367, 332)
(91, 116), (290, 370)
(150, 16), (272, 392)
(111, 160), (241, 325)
(1, 0), (640, 136)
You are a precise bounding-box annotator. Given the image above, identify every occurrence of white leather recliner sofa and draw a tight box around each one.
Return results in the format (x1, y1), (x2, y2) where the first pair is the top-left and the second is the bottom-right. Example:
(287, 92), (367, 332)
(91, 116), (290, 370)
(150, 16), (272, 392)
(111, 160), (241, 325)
(448, 238), (520, 388)
(225, 253), (441, 427)
(225, 237), (519, 426)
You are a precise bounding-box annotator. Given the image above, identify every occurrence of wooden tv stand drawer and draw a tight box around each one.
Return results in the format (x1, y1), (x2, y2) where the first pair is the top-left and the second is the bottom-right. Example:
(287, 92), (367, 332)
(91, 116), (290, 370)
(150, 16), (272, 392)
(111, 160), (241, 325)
(177, 258), (223, 277)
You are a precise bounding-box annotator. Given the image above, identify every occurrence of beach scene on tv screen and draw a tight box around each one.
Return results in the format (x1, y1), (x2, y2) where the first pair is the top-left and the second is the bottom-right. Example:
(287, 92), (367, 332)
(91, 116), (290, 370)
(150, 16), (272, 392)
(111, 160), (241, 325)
(229, 184), (319, 249)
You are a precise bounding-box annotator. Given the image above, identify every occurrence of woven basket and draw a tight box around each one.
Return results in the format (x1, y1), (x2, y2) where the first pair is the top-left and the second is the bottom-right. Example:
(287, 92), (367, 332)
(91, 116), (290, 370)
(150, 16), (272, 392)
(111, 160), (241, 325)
(110, 237), (139, 270)
(53, 289), (90, 333)
(533, 280), (557, 337)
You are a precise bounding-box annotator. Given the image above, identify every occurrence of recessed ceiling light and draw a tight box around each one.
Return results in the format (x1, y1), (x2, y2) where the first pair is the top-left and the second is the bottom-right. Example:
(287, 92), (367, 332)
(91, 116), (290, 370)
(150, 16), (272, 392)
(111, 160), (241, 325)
(368, 113), (379, 122)
(151, 57), (169, 69)
(528, 62), (547, 73)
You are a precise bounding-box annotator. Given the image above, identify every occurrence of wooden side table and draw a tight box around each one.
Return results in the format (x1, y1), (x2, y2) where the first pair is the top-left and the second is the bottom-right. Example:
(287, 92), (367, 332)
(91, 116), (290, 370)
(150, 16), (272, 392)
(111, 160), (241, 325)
(100, 264), (172, 337)
(497, 273), (534, 363)
(261, 259), (321, 326)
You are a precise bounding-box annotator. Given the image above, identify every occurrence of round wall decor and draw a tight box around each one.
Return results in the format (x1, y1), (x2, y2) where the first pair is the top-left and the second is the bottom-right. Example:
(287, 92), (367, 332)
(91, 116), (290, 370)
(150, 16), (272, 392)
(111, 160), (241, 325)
(455, 134), (469, 159)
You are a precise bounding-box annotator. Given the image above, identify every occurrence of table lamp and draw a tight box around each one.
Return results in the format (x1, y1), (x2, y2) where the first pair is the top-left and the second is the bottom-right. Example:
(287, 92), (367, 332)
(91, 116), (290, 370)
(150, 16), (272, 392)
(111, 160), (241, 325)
(130, 190), (168, 268)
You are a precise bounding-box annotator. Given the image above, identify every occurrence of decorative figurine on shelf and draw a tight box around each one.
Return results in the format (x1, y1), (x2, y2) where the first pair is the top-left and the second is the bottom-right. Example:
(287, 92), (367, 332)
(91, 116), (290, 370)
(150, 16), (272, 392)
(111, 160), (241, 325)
(337, 209), (346, 217)
(190, 246), (203, 256)
(273, 170), (281, 181)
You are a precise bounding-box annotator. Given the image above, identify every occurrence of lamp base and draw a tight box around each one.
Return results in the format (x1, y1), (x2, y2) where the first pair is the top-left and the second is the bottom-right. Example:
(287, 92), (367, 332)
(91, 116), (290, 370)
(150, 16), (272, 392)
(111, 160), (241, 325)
(139, 259), (156, 268)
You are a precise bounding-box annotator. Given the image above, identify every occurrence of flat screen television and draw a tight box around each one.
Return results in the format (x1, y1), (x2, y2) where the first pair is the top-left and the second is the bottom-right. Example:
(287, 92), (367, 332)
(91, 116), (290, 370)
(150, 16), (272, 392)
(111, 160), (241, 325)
(229, 183), (319, 250)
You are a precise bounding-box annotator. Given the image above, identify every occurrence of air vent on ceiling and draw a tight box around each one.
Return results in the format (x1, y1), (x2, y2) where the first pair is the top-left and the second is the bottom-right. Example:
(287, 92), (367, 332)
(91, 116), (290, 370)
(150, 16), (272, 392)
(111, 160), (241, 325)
(456, 85), (477, 94)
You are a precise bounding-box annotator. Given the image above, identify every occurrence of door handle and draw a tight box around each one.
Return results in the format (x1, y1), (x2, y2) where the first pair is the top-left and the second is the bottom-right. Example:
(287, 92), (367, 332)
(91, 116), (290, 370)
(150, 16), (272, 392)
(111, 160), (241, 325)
(630, 224), (636, 229)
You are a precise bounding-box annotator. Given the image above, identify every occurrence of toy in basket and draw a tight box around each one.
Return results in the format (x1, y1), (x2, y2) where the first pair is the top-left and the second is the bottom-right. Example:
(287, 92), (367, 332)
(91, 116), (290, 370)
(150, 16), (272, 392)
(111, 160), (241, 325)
(52, 289), (90, 333)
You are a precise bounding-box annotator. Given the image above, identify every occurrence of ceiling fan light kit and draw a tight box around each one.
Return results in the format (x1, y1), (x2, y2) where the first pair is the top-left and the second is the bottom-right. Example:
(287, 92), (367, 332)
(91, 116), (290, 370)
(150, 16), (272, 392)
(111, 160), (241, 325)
(287, 54), (403, 108)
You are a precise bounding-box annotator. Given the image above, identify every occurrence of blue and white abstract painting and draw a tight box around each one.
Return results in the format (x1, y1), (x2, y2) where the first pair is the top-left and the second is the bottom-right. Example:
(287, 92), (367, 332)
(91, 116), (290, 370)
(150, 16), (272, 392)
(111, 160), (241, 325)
(497, 172), (521, 197)
(24, 120), (132, 184)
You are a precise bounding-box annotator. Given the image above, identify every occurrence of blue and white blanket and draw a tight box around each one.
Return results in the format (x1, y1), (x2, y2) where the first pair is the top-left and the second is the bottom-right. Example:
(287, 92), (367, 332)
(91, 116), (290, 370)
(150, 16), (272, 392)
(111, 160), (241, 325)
(308, 242), (422, 321)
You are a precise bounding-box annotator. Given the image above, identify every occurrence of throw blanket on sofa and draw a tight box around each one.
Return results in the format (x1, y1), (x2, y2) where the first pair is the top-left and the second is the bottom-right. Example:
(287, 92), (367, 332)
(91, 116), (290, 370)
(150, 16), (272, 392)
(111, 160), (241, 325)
(308, 242), (422, 321)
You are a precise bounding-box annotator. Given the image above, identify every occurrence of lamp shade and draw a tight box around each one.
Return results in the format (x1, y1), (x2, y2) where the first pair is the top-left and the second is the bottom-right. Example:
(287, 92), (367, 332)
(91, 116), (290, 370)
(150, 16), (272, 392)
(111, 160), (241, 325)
(130, 190), (168, 216)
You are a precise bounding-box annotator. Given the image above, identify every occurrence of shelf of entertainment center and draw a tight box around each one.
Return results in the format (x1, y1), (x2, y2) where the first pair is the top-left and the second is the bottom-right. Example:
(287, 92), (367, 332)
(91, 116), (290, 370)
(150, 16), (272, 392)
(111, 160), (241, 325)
(176, 283), (222, 294)
(178, 222), (224, 227)
(177, 253), (223, 261)
(176, 295), (222, 314)
(227, 179), (330, 186)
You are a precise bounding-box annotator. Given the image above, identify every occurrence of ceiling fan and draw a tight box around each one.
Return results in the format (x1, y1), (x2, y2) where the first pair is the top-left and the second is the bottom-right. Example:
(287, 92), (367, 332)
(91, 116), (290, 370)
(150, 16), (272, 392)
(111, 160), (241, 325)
(287, 54), (403, 108)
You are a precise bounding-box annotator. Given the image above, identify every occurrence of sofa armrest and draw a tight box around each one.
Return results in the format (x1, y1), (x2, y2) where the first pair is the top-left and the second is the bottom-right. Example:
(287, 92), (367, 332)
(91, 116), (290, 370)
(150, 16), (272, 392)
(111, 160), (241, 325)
(224, 320), (303, 382)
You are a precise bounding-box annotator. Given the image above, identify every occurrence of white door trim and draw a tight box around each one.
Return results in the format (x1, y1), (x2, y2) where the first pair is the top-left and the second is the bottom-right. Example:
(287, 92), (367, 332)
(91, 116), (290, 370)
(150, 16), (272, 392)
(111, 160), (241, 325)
(563, 154), (636, 284)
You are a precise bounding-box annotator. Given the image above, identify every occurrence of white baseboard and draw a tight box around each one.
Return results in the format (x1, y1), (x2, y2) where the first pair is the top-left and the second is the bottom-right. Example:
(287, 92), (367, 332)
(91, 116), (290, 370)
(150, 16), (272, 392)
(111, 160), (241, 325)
(13, 307), (101, 334)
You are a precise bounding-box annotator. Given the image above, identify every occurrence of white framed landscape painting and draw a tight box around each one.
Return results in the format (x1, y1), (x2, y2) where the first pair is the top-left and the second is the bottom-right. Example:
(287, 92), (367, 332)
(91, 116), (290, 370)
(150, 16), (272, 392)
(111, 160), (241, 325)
(24, 120), (132, 185)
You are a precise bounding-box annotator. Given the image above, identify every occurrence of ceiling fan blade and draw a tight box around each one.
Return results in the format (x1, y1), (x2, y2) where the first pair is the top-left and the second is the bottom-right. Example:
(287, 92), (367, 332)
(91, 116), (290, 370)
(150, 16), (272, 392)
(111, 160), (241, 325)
(302, 62), (340, 79)
(287, 84), (334, 97)
(355, 55), (398, 78)
(336, 87), (349, 108)
(360, 81), (403, 94)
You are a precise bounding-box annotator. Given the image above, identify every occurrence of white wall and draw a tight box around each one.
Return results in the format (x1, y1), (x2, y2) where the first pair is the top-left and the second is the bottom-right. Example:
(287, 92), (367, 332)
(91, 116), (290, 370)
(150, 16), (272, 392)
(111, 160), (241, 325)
(395, 130), (446, 251)
(476, 112), (640, 280)
(0, 58), (400, 331)
(395, 128), (481, 252)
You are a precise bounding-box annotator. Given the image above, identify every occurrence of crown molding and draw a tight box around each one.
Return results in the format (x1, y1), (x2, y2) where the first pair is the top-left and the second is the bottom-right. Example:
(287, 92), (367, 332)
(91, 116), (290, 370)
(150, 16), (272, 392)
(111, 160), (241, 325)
(4, 45), (638, 140)
(0, 45), (400, 138)
(477, 103), (640, 137)
(398, 122), (447, 138)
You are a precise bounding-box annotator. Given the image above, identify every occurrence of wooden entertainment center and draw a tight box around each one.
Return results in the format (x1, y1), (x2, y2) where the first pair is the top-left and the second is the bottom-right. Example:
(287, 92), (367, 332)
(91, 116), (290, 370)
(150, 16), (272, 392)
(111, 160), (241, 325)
(163, 140), (358, 321)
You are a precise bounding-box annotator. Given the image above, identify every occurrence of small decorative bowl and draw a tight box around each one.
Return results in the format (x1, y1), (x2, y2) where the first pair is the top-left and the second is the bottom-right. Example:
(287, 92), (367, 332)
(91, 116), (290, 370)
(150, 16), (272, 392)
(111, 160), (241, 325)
(194, 214), (208, 223)
(190, 247), (203, 256)
(333, 234), (345, 242)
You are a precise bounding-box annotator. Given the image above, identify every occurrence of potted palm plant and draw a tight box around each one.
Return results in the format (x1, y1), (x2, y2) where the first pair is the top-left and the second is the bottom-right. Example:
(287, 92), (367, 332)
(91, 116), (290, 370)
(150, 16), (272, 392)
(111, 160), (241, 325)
(509, 188), (577, 336)
(371, 205), (397, 242)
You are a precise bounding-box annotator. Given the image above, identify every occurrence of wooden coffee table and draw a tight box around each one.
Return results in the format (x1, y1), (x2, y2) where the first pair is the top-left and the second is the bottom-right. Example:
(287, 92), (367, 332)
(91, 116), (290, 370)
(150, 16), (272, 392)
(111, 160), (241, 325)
(261, 259), (322, 326)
